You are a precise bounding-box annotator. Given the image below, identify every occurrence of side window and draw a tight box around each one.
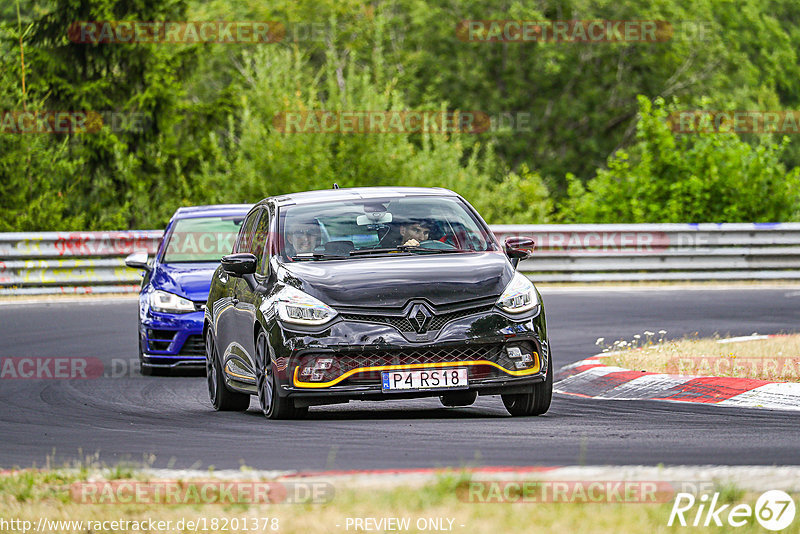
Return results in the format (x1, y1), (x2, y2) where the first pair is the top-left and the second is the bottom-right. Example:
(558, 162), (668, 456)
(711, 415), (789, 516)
(234, 210), (260, 253)
(251, 209), (271, 274)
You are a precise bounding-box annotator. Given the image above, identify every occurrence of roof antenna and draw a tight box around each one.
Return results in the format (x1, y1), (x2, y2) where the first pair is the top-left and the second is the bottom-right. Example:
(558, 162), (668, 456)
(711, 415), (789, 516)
(333, 183), (339, 189)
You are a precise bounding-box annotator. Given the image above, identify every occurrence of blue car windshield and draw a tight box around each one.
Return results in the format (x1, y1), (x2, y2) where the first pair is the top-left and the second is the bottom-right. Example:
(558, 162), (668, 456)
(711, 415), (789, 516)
(279, 196), (498, 260)
(162, 216), (244, 263)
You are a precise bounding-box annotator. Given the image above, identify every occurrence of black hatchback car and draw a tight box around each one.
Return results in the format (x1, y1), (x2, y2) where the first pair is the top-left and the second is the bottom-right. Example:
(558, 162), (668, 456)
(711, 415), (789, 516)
(204, 187), (551, 419)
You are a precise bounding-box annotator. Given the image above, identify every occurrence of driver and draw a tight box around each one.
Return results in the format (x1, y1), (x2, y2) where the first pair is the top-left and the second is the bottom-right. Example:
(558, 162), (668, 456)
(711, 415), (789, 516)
(286, 222), (321, 256)
(398, 219), (432, 247)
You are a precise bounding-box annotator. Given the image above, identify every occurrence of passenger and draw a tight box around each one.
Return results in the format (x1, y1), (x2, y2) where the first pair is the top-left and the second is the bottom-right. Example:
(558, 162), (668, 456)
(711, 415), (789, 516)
(286, 222), (321, 256)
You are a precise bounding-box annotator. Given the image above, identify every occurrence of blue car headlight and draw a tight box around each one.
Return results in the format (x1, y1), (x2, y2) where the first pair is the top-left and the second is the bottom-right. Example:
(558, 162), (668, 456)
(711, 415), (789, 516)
(150, 290), (195, 314)
(496, 272), (539, 314)
(275, 287), (338, 325)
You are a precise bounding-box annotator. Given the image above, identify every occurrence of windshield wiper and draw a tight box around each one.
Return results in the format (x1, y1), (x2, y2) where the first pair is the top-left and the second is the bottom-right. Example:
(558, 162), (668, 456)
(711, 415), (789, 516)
(350, 246), (470, 256)
(349, 247), (413, 256)
(289, 253), (343, 261)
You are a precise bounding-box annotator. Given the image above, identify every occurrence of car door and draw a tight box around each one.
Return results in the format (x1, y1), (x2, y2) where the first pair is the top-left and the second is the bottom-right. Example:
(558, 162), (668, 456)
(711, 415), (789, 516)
(233, 207), (271, 376)
(215, 209), (259, 370)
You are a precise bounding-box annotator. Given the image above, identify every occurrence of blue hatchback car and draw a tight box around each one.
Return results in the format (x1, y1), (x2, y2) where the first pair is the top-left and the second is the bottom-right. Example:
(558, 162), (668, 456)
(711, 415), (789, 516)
(126, 205), (251, 375)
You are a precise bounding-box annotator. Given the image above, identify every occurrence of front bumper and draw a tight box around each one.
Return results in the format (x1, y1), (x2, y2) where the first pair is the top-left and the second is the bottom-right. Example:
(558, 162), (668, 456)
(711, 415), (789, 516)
(266, 304), (549, 404)
(139, 309), (206, 368)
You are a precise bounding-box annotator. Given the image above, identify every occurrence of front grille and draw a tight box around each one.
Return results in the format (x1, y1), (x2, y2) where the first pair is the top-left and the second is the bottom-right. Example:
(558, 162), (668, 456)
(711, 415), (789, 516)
(294, 342), (535, 385)
(178, 335), (205, 356)
(340, 304), (496, 333)
(147, 329), (176, 341)
(146, 329), (176, 352)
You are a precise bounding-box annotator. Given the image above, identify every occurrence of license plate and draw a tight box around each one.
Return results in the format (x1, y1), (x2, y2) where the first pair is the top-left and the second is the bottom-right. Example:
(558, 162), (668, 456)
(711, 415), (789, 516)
(381, 368), (468, 391)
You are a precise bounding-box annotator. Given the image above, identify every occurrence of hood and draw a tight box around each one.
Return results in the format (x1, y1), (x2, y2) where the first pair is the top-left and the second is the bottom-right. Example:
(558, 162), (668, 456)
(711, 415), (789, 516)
(151, 262), (219, 302)
(279, 252), (513, 308)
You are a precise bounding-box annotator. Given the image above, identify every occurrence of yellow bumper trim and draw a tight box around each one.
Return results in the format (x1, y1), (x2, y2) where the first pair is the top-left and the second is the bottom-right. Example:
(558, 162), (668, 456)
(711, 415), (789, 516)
(293, 353), (540, 388)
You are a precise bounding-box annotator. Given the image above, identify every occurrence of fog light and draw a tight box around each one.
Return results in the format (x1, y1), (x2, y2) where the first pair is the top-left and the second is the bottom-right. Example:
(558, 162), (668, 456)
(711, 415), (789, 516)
(310, 370), (324, 381)
(520, 353), (533, 363)
(300, 367), (313, 377)
(506, 346), (523, 359)
(514, 361), (528, 369)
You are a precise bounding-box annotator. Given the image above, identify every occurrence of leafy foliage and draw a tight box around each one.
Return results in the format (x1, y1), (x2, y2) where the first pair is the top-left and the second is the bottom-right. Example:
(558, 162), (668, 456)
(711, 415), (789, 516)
(1, 0), (800, 230)
(560, 96), (800, 223)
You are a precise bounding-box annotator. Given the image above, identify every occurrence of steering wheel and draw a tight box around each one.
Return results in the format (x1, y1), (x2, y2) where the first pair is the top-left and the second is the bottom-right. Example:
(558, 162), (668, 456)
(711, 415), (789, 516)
(418, 240), (456, 250)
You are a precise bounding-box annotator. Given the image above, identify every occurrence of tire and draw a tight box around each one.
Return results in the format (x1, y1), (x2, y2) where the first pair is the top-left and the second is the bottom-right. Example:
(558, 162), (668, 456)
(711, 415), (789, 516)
(206, 330), (250, 411)
(440, 390), (477, 407)
(502, 351), (553, 416)
(138, 335), (157, 376)
(256, 331), (307, 420)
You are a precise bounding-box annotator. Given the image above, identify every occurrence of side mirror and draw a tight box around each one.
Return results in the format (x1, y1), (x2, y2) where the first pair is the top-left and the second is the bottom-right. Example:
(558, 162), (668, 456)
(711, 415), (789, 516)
(124, 251), (151, 272)
(504, 237), (535, 269)
(221, 253), (257, 278)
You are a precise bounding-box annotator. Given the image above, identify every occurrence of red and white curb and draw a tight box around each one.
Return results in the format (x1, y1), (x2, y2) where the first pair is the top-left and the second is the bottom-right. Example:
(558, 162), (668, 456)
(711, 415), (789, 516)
(555, 337), (800, 411)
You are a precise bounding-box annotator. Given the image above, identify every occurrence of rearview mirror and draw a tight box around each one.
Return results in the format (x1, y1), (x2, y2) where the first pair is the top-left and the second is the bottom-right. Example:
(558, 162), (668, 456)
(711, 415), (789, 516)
(124, 251), (151, 272)
(504, 237), (535, 268)
(221, 253), (257, 277)
(356, 212), (392, 225)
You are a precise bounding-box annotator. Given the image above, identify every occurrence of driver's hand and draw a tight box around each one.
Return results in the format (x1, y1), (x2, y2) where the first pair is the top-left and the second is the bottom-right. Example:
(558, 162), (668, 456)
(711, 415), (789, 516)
(402, 239), (420, 247)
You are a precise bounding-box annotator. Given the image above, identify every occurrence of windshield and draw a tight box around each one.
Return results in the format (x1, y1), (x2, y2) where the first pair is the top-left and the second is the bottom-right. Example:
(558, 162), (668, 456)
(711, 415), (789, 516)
(279, 196), (497, 260)
(162, 216), (244, 263)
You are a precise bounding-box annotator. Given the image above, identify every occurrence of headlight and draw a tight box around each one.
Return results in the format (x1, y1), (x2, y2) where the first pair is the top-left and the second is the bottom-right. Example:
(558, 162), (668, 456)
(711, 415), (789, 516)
(149, 290), (195, 314)
(496, 272), (539, 314)
(276, 286), (338, 325)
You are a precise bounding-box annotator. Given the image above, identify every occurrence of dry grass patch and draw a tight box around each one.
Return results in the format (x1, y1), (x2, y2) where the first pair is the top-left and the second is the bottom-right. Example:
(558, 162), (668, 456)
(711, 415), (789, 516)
(608, 334), (800, 382)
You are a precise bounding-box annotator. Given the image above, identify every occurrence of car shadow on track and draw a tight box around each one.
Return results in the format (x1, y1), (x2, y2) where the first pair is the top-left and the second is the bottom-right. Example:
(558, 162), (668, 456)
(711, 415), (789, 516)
(241, 402), (515, 420)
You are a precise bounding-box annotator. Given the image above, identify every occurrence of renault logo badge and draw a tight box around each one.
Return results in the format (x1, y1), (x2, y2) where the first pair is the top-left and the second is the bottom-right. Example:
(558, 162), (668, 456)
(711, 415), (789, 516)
(408, 303), (433, 333)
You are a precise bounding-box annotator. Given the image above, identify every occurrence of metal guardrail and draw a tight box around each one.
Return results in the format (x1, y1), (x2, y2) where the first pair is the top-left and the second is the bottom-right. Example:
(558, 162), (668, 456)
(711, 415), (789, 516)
(496, 223), (800, 282)
(1, 223), (800, 294)
(0, 231), (161, 295)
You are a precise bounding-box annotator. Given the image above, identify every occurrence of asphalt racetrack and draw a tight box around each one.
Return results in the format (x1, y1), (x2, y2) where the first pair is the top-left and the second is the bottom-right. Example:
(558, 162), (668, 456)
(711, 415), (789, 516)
(1, 287), (798, 471)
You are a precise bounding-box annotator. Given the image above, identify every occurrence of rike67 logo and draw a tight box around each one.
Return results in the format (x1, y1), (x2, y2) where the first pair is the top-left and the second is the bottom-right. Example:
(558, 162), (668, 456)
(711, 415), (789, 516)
(669, 490), (796, 531)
